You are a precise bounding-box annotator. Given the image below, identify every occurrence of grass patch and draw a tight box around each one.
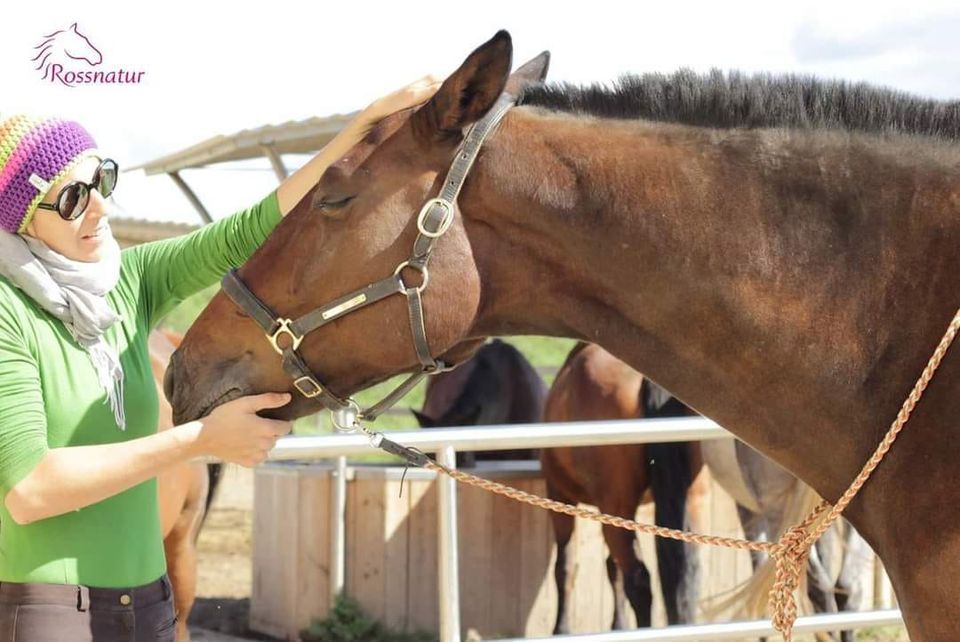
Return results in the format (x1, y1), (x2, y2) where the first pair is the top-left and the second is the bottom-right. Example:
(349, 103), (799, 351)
(300, 593), (436, 642)
(856, 625), (909, 641)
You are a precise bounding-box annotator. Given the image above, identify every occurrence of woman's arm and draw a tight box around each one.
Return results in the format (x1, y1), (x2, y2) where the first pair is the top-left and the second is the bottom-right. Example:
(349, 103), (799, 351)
(6, 421), (201, 525)
(276, 75), (440, 216)
(130, 76), (441, 327)
(4, 392), (292, 525)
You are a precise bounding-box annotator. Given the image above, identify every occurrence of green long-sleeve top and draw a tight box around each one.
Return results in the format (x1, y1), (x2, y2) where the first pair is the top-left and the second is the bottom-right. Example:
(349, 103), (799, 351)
(0, 191), (281, 588)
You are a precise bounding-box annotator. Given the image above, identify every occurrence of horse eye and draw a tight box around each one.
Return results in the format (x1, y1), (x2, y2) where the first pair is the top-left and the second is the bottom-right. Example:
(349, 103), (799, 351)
(316, 195), (355, 210)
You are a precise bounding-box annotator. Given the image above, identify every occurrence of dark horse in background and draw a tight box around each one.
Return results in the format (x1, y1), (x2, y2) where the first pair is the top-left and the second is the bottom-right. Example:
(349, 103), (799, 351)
(167, 32), (960, 640)
(541, 342), (706, 632)
(412, 338), (544, 466)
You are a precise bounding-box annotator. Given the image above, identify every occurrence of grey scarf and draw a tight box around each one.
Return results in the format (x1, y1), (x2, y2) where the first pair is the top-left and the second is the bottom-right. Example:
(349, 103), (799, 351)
(0, 229), (126, 429)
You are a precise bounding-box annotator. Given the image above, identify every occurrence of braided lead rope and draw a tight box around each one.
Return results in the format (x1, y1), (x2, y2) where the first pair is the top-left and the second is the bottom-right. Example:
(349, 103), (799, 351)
(423, 459), (777, 553)
(799, 307), (960, 551)
(768, 306), (960, 638)
(368, 307), (959, 641)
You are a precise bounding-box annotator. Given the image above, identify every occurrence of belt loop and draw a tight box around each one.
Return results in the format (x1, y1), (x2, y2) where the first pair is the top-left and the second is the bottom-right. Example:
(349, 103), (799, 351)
(76, 585), (89, 612)
(161, 575), (171, 600)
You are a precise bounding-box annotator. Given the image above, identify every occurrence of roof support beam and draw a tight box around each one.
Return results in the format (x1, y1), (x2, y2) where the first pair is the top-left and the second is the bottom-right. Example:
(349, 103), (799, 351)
(168, 171), (213, 224)
(260, 144), (289, 181)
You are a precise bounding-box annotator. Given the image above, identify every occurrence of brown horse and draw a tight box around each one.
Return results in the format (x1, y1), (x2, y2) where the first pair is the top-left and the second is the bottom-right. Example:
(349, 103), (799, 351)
(166, 31), (960, 640)
(149, 330), (216, 642)
(412, 338), (545, 466)
(551, 343), (871, 640)
(542, 342), (706, 632)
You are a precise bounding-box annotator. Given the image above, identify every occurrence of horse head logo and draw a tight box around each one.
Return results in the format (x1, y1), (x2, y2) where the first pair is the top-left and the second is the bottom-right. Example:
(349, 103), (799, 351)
(32, 23), (103, 80)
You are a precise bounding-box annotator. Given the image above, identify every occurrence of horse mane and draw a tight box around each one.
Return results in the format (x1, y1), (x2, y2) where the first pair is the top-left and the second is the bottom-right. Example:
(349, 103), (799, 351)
(517, 69), (960, 141)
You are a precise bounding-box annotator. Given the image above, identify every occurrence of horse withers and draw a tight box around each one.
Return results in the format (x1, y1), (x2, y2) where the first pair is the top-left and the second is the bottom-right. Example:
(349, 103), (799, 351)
(166, 31), (960, 640)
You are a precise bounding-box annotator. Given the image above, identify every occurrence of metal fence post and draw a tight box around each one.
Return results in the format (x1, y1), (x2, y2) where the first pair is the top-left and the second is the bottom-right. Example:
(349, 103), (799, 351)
(437, 446), (461, 642)
(329, 455), (347, 607)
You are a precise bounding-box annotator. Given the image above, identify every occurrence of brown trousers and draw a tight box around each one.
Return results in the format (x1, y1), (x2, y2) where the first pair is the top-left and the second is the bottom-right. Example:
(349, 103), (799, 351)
(0, 575), (175, 642)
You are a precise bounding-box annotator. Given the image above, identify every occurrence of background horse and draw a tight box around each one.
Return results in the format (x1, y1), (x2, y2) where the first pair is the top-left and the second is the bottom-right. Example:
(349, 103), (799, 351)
(167, 32), (960, 639)
(553, 343), (870, 640)
(149, 329), (219, 642)
(541, 342), (706, 632)
(704, 437), (872, 642)
(412, 338), (544, 466)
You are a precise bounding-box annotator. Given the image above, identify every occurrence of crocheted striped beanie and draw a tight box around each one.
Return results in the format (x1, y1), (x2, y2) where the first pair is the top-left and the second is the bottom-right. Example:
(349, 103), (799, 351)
(0, 114), (98, 233)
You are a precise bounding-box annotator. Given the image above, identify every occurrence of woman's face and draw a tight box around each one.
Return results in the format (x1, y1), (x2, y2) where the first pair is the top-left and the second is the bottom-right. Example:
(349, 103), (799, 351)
(22, 156), (113, 263)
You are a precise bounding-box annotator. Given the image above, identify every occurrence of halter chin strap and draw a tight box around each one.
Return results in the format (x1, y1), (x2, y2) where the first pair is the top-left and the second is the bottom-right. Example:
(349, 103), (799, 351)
(221, 92), (516, 429)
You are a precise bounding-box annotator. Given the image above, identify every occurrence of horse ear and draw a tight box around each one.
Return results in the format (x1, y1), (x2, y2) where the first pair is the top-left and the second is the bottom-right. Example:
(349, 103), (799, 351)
(504, 51), (550, 96)
(458, 404), (483, 426)
(412, 30), (513, 142)
(70, 23), (79, 31)
(411, 409), (435, 428)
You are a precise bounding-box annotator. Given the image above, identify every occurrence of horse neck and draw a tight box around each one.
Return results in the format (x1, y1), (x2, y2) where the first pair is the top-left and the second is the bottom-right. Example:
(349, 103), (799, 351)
(460, 109), (960, 502)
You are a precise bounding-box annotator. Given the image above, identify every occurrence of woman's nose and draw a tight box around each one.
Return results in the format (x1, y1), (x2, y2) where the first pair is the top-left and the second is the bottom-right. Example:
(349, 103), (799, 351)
(84, 190), (108, 220)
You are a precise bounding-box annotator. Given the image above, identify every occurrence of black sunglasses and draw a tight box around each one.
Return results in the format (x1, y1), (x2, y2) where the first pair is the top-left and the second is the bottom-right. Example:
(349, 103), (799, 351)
(36, 158), (119, 222)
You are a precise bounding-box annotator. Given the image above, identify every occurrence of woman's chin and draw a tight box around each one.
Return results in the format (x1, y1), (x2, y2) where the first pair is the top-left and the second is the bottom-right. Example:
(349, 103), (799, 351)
(74, 239), (106, 262)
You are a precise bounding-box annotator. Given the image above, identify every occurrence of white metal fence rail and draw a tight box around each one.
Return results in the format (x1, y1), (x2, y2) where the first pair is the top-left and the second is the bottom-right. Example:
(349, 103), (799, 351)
(265, 416), (903, 641)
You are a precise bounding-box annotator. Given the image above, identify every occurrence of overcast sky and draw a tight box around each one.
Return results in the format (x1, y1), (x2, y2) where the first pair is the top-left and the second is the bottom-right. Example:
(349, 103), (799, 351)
(4, 0), (959, 224)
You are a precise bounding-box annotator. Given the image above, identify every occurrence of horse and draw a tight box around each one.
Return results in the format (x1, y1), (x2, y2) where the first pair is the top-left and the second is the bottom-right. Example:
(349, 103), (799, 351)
(149, 329), (219, 642)
(550, 343), (871, 640)
(412, 338), (545, 466)
(541, 342), (706, 632)
(31, 23), (102, 80)
(165, 31), (960, 640)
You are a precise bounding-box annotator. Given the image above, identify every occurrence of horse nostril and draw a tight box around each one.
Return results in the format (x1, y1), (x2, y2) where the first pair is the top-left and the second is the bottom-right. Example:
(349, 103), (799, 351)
(163, 352), (177, 403)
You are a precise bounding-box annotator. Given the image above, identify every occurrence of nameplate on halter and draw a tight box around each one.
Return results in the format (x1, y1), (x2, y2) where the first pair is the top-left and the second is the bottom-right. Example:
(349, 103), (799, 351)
(322, 294), (367, 320)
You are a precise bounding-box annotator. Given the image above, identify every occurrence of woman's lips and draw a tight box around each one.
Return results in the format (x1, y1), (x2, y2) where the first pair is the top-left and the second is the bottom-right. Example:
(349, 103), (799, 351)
(81, 225), (109, 240)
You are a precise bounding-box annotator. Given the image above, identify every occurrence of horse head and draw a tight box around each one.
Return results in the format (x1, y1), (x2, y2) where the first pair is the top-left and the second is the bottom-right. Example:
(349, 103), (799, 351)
(167, 31), (550, 424)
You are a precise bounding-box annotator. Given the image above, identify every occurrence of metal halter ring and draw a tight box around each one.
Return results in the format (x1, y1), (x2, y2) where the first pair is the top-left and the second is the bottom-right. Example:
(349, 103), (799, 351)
(331, 399), (362, 432)
(267, 318), (303, 355)
(416, 198), (455, 238)
(394, 260), (430, 294)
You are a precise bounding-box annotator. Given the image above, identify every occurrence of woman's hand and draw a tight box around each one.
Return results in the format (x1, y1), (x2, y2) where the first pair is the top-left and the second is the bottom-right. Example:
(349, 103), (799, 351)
(277, 74), (442, 217)
(3, 393), (293, 524)
(193, 393), (293, 467)
(357, 75), (443, 127)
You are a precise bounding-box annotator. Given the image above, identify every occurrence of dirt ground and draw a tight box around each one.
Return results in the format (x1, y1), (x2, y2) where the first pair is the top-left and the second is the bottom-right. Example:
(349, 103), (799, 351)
(188, 465), (908, 642)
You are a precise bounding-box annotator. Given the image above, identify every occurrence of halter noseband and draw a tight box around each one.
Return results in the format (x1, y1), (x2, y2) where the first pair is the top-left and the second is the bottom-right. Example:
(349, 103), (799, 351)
(221, 93), (516, 430)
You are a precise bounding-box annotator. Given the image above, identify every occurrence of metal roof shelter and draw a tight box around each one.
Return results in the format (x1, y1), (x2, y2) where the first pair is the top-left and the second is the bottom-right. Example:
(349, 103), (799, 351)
(126, 113), (356, 223)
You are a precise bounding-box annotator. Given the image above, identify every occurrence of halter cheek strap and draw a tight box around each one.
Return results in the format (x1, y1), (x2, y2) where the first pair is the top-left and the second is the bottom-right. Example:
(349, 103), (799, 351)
(221, 92), (516, 429)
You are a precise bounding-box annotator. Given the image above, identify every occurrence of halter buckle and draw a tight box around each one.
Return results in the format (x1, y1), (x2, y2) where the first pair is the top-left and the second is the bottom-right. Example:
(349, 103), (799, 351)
(293, 375), (323, 398)
(416, 198), (455, 238)
(267, 318), (303, 355)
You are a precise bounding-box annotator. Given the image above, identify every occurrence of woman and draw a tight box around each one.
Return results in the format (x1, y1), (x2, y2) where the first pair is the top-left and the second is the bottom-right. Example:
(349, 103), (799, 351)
(0, 76), (439, 641)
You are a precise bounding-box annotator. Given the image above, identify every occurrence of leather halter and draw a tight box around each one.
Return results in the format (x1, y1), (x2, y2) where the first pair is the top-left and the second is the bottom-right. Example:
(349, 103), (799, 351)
(221, 93), (516, 430)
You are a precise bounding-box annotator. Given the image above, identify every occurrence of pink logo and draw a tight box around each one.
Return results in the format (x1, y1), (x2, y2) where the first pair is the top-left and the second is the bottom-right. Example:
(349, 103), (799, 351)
(32, 23), (146, 87)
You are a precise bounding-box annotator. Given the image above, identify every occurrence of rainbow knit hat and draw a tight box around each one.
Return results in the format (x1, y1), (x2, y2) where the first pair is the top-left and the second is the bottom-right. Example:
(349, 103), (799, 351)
(0, 114), (99, 233)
